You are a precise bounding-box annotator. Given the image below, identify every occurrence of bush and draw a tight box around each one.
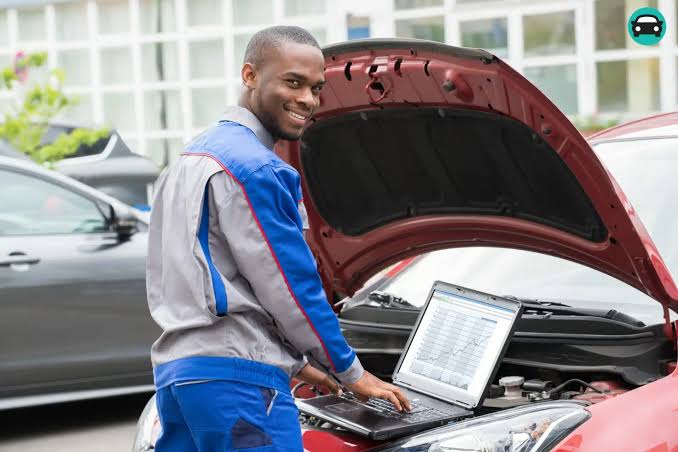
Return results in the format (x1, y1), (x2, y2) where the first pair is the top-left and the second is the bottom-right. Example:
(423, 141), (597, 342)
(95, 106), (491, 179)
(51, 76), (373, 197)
(0, 51), (109, 165)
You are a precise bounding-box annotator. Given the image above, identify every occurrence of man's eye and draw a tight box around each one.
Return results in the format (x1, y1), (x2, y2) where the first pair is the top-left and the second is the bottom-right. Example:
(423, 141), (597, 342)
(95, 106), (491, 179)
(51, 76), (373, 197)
(287, 80), (300, 87)
(312, 86), (323, 93)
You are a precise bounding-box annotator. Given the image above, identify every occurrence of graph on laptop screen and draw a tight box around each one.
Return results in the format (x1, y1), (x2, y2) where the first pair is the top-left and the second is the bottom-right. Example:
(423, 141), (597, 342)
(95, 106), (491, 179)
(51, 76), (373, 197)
(398, 288), (516, 403)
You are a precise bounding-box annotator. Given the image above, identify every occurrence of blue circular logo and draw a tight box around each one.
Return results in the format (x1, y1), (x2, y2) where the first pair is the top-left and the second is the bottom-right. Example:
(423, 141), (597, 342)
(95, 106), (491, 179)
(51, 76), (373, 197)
(628, 7), (666, 45)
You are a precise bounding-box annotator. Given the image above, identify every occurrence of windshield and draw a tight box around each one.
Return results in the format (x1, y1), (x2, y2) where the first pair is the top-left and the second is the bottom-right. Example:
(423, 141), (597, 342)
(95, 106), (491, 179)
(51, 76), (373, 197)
(365, 137), (678, 325)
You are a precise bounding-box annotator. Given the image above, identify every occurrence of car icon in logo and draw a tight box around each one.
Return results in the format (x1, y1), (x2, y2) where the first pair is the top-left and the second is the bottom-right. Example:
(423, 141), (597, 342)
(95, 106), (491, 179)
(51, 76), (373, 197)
(631, 14), (663, 37)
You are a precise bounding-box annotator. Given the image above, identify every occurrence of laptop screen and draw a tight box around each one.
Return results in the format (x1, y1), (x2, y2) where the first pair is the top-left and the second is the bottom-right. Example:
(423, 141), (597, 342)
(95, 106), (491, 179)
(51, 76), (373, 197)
(394, 284), (521, 409)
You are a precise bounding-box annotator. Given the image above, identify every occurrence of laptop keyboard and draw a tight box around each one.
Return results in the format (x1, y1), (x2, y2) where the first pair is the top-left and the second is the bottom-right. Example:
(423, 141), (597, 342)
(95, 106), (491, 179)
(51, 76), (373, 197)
(339, 392), (447, 423)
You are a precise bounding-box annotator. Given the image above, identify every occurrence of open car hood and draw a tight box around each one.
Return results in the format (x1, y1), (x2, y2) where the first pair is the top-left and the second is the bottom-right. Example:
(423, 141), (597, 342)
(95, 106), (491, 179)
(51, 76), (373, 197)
(275, 39), (678, 315)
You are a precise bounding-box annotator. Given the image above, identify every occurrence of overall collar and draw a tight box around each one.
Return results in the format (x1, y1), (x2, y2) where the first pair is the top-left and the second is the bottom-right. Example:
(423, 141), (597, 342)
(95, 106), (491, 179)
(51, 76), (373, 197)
(220, 106), (276, 151)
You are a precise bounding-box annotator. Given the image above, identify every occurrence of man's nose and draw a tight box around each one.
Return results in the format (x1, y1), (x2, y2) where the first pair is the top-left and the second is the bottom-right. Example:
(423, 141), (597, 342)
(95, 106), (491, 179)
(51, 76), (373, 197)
(297, 87), (318, 109)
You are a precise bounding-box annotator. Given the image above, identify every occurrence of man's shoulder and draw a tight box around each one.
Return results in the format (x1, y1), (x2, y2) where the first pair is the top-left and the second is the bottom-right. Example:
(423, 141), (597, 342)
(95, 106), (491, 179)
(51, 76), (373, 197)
(184, 121), (284, 183)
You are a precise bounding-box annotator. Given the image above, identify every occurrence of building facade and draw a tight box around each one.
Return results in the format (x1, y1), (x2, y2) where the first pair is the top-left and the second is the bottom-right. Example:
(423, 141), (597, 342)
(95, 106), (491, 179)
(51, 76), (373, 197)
(0, 0), (676, 165)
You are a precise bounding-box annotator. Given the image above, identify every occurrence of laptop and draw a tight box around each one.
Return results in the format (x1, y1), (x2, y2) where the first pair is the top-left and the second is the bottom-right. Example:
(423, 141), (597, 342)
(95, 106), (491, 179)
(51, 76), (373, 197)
(296, 280), (523, 440)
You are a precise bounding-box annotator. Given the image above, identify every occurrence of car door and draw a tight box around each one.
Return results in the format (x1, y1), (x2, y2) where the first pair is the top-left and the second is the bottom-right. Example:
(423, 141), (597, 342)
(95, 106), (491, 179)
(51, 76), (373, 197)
(0, 166), (156, 398)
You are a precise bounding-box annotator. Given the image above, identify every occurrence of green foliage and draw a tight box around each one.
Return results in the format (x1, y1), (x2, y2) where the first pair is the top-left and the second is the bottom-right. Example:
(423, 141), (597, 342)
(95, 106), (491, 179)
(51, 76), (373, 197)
(0, 51), (109, 164)
(571, 115), (621, 133)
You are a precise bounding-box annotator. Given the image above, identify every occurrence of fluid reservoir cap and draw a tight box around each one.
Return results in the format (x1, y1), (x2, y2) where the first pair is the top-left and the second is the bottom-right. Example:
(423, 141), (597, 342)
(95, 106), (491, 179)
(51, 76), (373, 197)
(499, 376), (525, 387)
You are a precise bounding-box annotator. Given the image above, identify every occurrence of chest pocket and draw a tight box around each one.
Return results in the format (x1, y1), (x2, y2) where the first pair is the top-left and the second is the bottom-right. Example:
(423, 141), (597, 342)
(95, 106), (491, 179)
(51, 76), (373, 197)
(298, 200), (309, 231)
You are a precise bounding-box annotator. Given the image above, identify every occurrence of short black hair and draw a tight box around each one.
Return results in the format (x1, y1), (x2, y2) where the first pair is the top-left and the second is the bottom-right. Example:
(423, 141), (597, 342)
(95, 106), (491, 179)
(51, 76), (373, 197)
(243, 25), (321, 67)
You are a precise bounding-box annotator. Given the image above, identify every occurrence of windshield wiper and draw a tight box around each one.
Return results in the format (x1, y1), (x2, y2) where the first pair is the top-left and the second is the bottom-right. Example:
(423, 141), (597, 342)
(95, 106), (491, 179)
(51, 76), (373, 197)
(368, 291), (418, 309)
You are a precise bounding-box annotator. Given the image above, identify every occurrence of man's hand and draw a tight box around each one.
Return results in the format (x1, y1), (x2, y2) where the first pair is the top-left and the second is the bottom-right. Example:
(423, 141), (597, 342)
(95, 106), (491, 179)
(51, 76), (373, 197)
(345, 371), (411, 412)
(295, 363), (343, 395)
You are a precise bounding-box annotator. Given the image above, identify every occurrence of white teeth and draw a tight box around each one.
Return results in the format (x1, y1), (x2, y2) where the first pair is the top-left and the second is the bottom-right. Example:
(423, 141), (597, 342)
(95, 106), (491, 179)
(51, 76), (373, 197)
(287, 110), (306, 120)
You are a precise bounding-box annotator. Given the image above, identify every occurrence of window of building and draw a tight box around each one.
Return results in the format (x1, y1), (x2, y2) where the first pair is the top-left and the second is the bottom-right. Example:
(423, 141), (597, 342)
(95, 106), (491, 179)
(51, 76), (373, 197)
(103, 91), (137, 131)
(0, 10), (7, 46)
(595, 0), (658, 50)
(233, 0), (273, 25)
(144, 90), (182, 131)
(146, 137), (185, 167)
(189, 40), (224, 80)
(100, 47), (133, 85)
(17, 7), (46, 41)
(597, 58), (660, 112)
(523, 10), (575, 57)
(460, 17), (508, 58)
(524, 64), (578, 115)
(58, 49), (91, 86)
(395, 16), (444, 42)
(98, 0), (130, 35)
(59, 92), (93, 123)
(55, 1), (88, 41)
(192, 87), (226, 128)
(285, 0), (326, 16)
(233, 33), (253, 76)
(142, 42), (179, 82)
(139, 0), (176, 34)
(187, 0), (222, 27)
(348, 15), (370, 40)
(395, 0), (443, 9)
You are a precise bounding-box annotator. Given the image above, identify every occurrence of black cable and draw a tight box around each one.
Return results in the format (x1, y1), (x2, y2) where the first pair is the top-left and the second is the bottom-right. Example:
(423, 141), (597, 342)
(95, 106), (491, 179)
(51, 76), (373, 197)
(548, 379), (606, 396)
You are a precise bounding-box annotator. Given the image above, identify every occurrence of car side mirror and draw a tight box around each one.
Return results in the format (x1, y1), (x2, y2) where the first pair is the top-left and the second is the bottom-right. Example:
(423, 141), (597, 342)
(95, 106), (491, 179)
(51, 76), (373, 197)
(109, 204), (138, 240)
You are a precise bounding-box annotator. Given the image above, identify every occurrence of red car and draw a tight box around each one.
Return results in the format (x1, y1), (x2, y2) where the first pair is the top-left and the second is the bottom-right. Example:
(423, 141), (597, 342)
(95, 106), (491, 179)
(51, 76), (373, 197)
(133, 39), (678, 452)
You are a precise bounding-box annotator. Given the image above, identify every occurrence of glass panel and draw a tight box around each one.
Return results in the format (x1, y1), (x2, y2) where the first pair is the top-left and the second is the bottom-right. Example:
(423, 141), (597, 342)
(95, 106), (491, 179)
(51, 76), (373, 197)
(189, 40), (224, 79)
(524, 64), (578, 115)
(0, 53), (11, 72)
(59, 49), (91, 86)
(144, 90), (182, 130)
(98, 0), (130, 34)
(0, 170), (108, 236)
(460, 17), (508, 58)
(60, 93), (93, 123)
(597, 58), (660, 113)
(233, 33), (253, 75)
(347, 15), (370, 40)
(192, 87), (226, 128)
(146, 137), (185, 167)
(395, 0), (443, 9)
(0, 96), (13, 116)
(233, 0), (273, 25)
(523, 10), (575, 57)
(100, 47), (133, 85)
(310, 29), (327, 46)
(142, 42), (179, 82)
(285, 0), (326, 16)
(103, 91), (137, 131)
(17, 7), (46, 41)
(0, 10), (10, 46)
(596, 0), (657, 50)
(55, 1), (88, 41)
(187, 0), (222, 27)
(395, 16), (444, 42)
(140, 0), (177, 34)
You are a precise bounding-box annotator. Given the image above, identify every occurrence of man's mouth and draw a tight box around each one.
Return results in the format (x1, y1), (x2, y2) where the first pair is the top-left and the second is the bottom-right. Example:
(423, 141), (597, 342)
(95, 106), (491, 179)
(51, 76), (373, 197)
(285, 107), (310, 122)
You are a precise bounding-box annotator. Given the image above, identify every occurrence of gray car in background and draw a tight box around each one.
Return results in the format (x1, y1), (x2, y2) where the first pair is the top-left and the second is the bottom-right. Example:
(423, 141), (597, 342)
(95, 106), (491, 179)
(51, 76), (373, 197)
(0, 155), (159, 410)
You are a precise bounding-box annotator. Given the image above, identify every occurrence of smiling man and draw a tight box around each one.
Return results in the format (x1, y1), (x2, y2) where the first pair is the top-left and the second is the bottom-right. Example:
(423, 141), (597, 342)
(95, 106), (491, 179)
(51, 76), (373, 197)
(146, 26), (409, 452)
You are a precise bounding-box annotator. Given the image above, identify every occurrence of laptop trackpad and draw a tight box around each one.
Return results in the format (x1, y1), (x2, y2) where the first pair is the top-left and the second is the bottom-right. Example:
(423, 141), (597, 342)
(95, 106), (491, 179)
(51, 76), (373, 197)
(327, 402), (361, 413)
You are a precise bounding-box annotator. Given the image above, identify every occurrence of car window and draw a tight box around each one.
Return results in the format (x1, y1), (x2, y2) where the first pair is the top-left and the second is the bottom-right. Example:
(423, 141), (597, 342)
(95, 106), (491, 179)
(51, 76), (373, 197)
(0, 169), (109, 236)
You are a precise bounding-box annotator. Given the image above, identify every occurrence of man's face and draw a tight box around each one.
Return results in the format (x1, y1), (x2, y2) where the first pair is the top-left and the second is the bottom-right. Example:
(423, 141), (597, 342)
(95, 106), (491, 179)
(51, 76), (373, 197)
(247, 41), (325, 141)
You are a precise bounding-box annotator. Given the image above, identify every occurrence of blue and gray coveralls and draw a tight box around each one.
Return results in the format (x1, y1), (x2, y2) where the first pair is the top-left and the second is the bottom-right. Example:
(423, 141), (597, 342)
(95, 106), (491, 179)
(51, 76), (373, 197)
(146, 106), (364, 451)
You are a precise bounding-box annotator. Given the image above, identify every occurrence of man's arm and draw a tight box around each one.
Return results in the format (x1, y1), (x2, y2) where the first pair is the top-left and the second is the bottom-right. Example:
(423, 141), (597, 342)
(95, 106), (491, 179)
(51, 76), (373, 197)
(212, 163), (363, 383)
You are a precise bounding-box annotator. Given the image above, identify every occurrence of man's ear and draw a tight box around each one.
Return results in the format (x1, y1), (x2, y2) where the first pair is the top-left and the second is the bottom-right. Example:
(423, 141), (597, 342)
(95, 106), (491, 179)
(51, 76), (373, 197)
(241, 62), (257, 90)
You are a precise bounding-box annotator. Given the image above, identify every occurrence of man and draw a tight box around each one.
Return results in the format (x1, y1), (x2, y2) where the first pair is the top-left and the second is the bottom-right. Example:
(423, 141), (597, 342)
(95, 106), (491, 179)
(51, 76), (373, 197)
(147, 26), (410, 452)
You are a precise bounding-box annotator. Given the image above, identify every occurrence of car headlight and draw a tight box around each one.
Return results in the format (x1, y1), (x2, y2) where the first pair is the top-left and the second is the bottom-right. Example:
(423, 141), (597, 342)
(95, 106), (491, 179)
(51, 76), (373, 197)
(131, 395), (161, 452)
(375, 402), (589, 452)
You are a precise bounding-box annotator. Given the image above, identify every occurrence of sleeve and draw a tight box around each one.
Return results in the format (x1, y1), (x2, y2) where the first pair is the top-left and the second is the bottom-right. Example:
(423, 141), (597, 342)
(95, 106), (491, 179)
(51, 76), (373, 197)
(213, 164), (364, 384)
